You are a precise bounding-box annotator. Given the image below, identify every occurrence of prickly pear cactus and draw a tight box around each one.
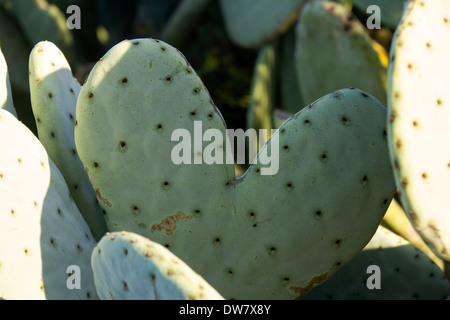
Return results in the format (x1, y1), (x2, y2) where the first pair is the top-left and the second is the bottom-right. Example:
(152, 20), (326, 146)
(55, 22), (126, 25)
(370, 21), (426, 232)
(92, 231), (224, 300)
(0, 46), (17, 117)
(303, 225), (450, 300)
(28, 41), (108, 241)
(0, 109), (98, 300)
(219, 0), (306, 48)
(247, 41), (276, 150)
(74, 39), (396, 299)
(387, 0), (450, 262)
(295, 0), (387, 105)
(4, 0), (74, 60)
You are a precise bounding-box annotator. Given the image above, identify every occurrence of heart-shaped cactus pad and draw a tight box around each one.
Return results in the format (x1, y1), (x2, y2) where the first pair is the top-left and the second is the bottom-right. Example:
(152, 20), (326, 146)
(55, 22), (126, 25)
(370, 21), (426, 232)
(75, 38), (396, 299)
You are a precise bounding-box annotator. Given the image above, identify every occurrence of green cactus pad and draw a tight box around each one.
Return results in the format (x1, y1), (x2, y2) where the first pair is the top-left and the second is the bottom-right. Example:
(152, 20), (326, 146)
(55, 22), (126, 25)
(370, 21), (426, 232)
(387, 0), (450, 262)
(295, 0), (387, 105)
(0, 110), (97, 300)
(219, 0), (305, 48)
(5, 0), (73, 59)
(75, 39), (396, 299)
(303, 225), (450, 299)
(0, 46), (16, 117)
(92, 231), (224, 300)
(29, 41), (108, 241)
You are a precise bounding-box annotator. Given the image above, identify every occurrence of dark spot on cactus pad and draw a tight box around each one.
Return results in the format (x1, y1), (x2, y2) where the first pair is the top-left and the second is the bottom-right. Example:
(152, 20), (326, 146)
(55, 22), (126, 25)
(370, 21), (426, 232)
(24, 248), (30, 255)
(335, 239), (342, 247)
(214, 237), (221, 244)
(269, 247), (276, 255)
(121, 78), (128, 84)
(88, 92), (94, 99)
(320, 152), (328, 163)
(50, 132), (55, 139)
(343, 23), (352, 33)
(402, 178), (408, 187)
(69, 113), (74, 121)
(426, 42), (432, 49)
(291, 273), (328, 300)
(361, 93), (369, 98)
(74, 184), (78, 191)
(37, 117), (41, 124)
(123, 248), (128, 256)
(77, 244), (82, 252)
(162, 181), (170, 189)
(362, 175), (369, 183)
(286, 182), (293, 191)
(336, 262), (341, 267)
(225, 180), (232, 188)
(383, 198), (388, 205)
(252, 223), (258, 228)
(314, 210), (322, 220)
(412, 120), (419, 127)
(186, 68), (192, 73)
(407, 63), (413, 70)
(48, 93), (53, 99)
(151, 212), (192, 235)
(422, 172), (428, 179)
(341, 116), (351, 126)
(283, 145), (289, 152)
(444, 17), (449, 24)
(255, 168), (260, 174)
(304, 119), (311, 127)
(189, 110), (197, 118)
(10, 209), (15, 216)
(72, 149), (77, 156)
(123, 281), (128, 291)
(167, 269), (174, 276)
(208, 113), (213, 120)
(50, 238), (55, 246)
(133, 41), (140, 45)
(132, 205), (139, 215)
(156, 123), (163, 132)
(283, 277), (290, 283)
(57, 208), (63, 217)
(193, 88), (201, 95)
(17, 158), (22, 164)
(194, 209), (201, 216)
(160, 46), (166, 51)
(437, 99), (443, 106)
(94, 162), (99, 168)
(396, 139), (402, 149)
(165, 75), (173, 82)
(227, 269), (234, 276)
